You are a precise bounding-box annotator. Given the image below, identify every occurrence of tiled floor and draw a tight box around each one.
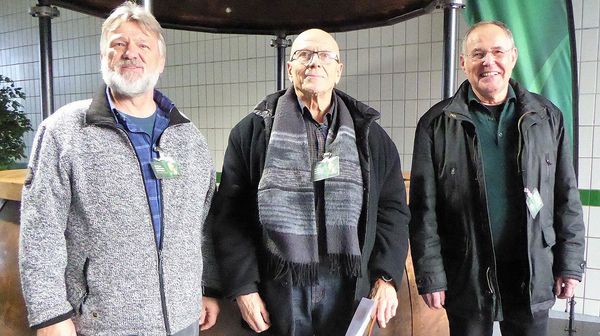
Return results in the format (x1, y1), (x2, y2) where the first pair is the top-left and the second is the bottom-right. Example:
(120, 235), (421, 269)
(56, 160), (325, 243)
(491, 317), (600, 336)
(548, 318), (600, 336)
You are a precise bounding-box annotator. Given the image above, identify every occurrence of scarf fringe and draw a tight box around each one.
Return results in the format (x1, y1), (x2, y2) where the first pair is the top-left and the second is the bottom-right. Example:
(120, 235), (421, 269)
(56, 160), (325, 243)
(266, 251), (362, 286)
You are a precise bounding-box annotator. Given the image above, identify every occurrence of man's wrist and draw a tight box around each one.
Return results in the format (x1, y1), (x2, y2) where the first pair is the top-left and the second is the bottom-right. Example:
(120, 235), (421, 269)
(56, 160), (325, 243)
(375, 273), (396, 289)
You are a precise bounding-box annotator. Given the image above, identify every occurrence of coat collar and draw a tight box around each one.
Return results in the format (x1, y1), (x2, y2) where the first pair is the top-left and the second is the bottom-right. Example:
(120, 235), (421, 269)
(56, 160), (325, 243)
(443, 79), (547, 123)
(84, 85), (190, 127)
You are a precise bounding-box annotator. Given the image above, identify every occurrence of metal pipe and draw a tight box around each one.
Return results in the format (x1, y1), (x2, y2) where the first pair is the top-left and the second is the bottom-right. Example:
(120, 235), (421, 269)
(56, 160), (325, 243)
(29, 1), (59, 120)
(143, 0), (153, 13)
(441, 0), (464, 99)
(271, 34), (291, 91)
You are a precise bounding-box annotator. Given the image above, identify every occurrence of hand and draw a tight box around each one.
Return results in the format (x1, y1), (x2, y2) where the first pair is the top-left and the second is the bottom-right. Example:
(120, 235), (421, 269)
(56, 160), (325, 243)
(200, 296), (220, 331)
(369, 279), (398, 329)
(236, 292), (271, 333)
(36, 319), (76, 336)
(421, 291), (445, 309)
(554, 276), (579, 299)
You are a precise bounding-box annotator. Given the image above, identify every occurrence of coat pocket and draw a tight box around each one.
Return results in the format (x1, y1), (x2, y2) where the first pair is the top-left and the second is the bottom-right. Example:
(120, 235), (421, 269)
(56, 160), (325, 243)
(541, 225), (556, 248)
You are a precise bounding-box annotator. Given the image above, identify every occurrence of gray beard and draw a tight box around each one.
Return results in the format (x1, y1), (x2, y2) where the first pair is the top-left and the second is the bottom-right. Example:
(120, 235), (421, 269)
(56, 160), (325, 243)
(101, 59), (160, 97)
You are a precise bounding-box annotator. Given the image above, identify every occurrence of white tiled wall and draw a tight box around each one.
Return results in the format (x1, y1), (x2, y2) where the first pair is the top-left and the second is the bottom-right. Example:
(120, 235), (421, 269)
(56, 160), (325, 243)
(1, 0), (599, 319)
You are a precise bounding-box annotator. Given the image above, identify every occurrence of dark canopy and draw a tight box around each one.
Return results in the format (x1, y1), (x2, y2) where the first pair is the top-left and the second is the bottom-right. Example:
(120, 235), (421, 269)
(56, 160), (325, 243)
(50, 0), (436, 35)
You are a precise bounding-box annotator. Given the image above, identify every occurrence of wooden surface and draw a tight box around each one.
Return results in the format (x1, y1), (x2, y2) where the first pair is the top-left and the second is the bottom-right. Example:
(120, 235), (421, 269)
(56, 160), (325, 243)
(0, 169), (27, 202)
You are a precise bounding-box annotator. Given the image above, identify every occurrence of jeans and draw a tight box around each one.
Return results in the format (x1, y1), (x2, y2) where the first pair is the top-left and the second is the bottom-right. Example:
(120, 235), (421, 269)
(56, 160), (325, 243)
(289, 263), (355, 336)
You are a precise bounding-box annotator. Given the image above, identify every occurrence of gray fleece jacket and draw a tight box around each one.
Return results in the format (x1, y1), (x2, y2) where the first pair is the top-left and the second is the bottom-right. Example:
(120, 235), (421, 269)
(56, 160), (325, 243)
(19, 87), (217, 335)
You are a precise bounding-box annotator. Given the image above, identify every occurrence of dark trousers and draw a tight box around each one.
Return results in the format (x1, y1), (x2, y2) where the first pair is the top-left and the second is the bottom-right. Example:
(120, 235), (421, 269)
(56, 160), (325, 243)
(447, 308), (549, 336)
(289, 265), (355, 336)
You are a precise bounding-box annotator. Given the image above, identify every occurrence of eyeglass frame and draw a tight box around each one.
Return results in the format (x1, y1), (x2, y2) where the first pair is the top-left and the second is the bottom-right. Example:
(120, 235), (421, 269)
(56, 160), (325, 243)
(290, 49), (340, 65)
(464, 47), (515, 61)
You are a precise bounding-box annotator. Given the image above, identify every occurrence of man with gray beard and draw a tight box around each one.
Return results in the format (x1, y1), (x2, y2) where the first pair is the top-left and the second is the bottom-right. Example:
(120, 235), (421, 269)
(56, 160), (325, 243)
(19, 2), (220, 335)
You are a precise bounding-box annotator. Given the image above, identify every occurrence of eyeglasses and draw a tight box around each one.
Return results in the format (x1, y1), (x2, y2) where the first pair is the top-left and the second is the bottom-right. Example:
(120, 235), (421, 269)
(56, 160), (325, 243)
(466, 47), (513, 61)
(291, 50), (340, 65)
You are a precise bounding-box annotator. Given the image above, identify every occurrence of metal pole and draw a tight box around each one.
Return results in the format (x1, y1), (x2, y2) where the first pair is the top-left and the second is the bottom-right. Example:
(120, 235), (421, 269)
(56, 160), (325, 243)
(565, 297), (577, 335)
(441, 0), (464, 99)
(270, 34), (291, 91)
(29, 1), (59, 120)
(143, 0), (153, 13)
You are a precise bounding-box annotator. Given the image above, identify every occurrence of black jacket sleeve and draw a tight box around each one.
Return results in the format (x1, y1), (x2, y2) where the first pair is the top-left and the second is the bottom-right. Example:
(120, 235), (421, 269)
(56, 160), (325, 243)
(367, 125), (411, 288)
(408, 117), (448, 294)
(210, 116), (263, 299)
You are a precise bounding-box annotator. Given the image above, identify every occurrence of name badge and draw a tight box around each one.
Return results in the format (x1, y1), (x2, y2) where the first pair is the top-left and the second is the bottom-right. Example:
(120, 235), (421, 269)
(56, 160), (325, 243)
(151, 156), (180, 179)
(524, 187), (543, 219)
(313, 153), (340, 181)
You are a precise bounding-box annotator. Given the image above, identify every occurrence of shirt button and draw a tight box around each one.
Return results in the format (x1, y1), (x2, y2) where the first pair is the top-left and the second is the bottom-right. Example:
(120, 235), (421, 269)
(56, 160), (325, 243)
(498, 132), (503, 138)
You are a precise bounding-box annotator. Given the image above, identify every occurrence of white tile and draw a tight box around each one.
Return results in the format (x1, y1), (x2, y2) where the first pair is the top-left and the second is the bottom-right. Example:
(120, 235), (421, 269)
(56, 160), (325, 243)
(393, 73), (406, 100)
(381, 74), (393, 100)
(346, 30), (358, 49)
(593, 126), (600, 157)
(431, 11), (444, 43)
(418, 43), (432, 71)
(345, 49), (358, 76)
(596, 96), (600, 125)
(358, 29), (370, 47)
(404, 127), (416, 154)
(381, 47), (393, 73)
(405, 72), (418, 100)
(584, 299), (600, 316)
(357, 74), (370, 101)
(589, 207), (600, 238)
(380, 101), (392, 127)
(369, 48), (381, 74)
(406, 44), (419, 72)
(368, 74), (381, 101)
(581, 28), (599, 62)
(592, 158), (600, 189)
(406, 19), (419, 44)
(431, 71), (442, 100)
(580, 126), (595, 157)
(405, 99), (418, 127)
(393, 22), (406, 45)
(393, 45), (406, 73)
(392, 101), (405, 128)
(578, 158), (592, 189)
(418, 72), (430, 99)
(357, 48), (369, 75)
(418, 14), (432, 43)
(392, 127), (405, 154)
(582, 0), (600, 29)
(579, 94), (596, 125)
(369, 27), (381, 47)
(585, 269), (600, 299)
(431, 42), (443, 71)
(381, 26), (394, 47)
(579, 62), (597, 94)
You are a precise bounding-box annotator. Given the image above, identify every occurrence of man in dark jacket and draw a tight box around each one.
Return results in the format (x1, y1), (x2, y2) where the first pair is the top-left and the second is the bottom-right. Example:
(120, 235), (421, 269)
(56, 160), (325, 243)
(409, 21), (585, 336)
(210, 28), (410, 335)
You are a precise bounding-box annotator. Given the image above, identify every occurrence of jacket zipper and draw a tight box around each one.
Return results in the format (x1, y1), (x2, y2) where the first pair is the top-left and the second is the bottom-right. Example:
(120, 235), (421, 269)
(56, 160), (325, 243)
(485, 267), (495, 295)
(105, 123), (172, 334)
(450, 111), (499, 304)
(157, 176), (171, 335)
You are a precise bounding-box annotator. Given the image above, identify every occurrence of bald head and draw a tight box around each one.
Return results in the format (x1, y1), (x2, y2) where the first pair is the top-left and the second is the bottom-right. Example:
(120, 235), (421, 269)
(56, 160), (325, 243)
(287, 28), (344, 107)
(290, 29), (340, 60)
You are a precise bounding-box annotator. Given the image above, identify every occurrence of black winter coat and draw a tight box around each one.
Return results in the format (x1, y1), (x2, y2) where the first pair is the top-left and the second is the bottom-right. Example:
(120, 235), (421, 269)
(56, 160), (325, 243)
(210, 88), (410, 332)
(409, 80), (585, 319)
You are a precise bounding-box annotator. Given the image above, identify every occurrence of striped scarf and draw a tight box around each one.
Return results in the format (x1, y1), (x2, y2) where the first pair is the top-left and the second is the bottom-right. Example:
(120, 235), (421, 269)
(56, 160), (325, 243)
(257, 88), (363, 285)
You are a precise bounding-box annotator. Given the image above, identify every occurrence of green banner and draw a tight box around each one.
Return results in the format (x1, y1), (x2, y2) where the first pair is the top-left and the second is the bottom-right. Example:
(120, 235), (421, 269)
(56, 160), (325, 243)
(462, 0), (578, 149)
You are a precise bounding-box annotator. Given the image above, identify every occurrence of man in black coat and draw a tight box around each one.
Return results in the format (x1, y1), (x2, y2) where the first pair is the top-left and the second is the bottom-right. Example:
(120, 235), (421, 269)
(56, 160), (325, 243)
(210, 28), (410, 335)
(409, 21), (585, 336)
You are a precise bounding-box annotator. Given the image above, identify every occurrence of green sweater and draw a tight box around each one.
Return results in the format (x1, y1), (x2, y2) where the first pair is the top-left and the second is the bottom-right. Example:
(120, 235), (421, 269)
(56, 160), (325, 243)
(468, 86), (525, 262)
